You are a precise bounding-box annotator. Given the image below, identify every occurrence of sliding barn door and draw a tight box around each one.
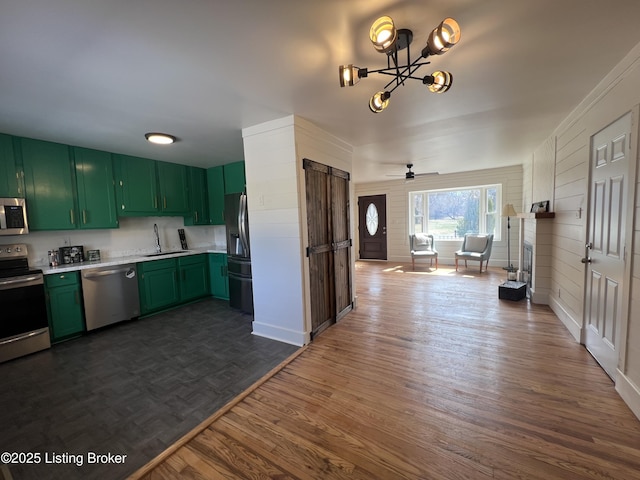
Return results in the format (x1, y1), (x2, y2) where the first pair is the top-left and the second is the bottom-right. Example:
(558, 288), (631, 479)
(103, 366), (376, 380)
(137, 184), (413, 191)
(304, 158), (352, 338)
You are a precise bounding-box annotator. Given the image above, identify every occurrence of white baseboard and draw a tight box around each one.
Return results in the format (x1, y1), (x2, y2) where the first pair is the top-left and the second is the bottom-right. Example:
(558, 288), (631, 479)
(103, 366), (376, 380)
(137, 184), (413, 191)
(252, 321), (308, 346)
(616, 370), (640, 421)
(548, 296), (582, 342)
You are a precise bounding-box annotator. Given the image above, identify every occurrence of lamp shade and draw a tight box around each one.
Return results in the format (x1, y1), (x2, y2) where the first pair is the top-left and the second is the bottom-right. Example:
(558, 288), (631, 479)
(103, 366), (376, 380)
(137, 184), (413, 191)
(502, 204), (517, 217)
(369, 91), (390, 113)
(426, 71), (453, 93)
(423, 17), (461, 56)
(370, 16), (397, 53)
(339, 65), (358, 87)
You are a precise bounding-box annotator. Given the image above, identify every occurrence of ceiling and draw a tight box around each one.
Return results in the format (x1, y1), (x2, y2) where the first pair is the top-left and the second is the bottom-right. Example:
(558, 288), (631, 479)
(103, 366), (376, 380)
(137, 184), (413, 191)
(2, 1), (640, 184)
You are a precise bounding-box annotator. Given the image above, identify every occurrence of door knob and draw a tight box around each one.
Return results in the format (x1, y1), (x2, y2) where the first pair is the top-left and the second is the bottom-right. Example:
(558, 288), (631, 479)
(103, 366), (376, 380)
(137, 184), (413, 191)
(586, 242), (593, 249)
(581, 257), (591, 264)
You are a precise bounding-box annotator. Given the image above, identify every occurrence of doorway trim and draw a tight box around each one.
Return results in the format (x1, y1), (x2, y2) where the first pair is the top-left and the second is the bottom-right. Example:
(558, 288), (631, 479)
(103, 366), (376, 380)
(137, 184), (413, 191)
(582, 105), (639, 379)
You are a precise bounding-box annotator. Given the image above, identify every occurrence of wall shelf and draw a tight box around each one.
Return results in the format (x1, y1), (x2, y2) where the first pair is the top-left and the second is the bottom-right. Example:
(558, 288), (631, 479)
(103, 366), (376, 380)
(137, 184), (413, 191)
(517, 212), (555, 219)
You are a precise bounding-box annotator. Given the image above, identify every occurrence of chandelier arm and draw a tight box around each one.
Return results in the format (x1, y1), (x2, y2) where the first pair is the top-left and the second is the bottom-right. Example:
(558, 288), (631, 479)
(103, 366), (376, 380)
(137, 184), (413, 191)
(366, 61), (431, 75)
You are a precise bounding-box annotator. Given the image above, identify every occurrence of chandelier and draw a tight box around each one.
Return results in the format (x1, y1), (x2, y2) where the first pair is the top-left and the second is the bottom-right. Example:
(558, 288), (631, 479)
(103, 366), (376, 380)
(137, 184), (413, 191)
(338, 16), (461, 113)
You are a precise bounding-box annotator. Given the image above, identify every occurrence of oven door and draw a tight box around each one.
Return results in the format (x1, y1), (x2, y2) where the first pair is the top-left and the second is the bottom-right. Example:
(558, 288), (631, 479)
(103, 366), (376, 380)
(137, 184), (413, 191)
(0, 273), (50, 363)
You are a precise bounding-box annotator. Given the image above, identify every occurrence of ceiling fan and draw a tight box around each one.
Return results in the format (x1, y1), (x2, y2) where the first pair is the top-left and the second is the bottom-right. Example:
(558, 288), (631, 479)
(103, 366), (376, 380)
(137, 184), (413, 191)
(387, 163), (439, 180)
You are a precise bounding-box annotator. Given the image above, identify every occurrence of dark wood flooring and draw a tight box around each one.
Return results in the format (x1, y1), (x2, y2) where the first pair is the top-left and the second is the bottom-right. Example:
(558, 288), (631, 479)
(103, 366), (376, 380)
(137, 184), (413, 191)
(0, 298), (299, 480)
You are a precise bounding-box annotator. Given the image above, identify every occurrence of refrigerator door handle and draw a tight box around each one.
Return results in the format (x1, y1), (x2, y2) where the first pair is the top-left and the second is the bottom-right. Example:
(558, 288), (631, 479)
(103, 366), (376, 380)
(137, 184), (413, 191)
(239, 193), (250, 257)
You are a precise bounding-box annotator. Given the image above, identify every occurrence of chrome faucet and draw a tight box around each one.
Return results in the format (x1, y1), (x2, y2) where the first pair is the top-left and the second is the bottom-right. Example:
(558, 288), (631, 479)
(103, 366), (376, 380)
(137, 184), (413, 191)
(153, 223), (161, 253)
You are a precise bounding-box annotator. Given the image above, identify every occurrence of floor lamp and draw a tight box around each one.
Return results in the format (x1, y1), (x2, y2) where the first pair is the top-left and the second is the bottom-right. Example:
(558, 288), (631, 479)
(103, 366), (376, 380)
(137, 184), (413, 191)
(502, 204), (517, 279)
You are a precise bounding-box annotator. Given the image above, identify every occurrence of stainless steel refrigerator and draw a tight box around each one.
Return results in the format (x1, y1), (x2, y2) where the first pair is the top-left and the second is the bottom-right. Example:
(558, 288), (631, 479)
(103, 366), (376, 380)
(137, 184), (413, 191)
(224, 192), (253, 313)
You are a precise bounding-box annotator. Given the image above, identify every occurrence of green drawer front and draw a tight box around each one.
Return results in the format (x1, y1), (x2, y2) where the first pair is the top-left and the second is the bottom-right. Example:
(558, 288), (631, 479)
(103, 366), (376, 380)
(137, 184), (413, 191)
(178, 254), (205, 266)
(138, 258), (177, 272)
(45, 271), (80, 288)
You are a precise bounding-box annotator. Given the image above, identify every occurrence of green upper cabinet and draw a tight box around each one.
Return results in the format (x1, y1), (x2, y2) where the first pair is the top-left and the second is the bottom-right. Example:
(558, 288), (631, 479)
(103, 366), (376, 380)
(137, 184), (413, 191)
(157, 161), (189, 215)
(0, 134), (22, 197)
(223, 161), (246, 194)
(72, 147), (118, 229)
(184, 166), (208, 226)
(21, 138), (76, 230)
(114, 154), (159, 216)
(206, 165), (225, 225)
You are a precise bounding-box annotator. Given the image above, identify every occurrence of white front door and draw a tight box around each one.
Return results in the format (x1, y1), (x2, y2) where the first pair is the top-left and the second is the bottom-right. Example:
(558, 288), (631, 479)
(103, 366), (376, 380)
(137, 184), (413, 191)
(584, 112), (631, 380)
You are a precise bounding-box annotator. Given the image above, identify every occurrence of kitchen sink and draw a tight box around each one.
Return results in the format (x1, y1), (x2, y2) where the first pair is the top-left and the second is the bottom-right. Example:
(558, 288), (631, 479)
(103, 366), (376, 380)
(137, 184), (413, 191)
(143, 251), (190, 257)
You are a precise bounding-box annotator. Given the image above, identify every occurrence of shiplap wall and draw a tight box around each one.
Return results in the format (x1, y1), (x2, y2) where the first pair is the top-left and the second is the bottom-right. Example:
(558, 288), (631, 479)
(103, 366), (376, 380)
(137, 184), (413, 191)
(542, 41), (640, 418)
(242, 115), (353, 346)
(354, 165), (523, 267)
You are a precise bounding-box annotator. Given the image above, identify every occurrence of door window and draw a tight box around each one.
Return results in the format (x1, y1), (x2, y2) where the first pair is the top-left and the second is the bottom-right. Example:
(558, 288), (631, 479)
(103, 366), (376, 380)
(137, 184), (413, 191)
(366, 203), (379, 236)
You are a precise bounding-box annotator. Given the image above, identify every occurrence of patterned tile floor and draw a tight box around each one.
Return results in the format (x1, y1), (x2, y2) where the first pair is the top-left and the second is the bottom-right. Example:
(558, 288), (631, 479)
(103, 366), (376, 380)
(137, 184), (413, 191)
(0, 298), (299, 480)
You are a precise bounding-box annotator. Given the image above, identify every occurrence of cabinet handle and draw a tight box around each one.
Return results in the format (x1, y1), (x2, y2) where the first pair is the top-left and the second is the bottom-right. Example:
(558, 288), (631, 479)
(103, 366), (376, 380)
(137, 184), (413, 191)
(82, 210), (87, 224)
(70, 209), (75, 224)
(195, 211), (198, 222)
(154, 197), (158, 209)
(74, 291), (79, 304)
(163, 196), (167, 209)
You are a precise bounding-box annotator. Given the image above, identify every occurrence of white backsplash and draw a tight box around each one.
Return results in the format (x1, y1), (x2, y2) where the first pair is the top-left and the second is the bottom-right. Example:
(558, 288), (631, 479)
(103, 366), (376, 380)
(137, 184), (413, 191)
(0, 217), (226, 267)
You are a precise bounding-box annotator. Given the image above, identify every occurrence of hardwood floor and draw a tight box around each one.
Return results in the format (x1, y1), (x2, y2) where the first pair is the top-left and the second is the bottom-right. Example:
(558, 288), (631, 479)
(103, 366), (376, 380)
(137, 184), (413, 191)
(131, 261), (640, 479)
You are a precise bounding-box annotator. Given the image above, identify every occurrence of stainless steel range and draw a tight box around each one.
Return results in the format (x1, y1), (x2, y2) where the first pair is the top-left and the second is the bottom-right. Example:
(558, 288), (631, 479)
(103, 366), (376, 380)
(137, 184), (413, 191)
(0, 243), (50, 363)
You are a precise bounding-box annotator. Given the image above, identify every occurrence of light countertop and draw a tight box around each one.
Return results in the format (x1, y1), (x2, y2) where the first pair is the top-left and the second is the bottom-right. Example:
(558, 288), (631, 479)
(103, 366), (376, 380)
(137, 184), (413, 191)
(40, 246), (227, 275)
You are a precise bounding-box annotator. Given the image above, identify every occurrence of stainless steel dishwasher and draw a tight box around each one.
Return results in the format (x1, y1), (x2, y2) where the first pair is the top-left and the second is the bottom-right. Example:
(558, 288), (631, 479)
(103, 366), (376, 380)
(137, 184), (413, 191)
(81, 264), (140, 331)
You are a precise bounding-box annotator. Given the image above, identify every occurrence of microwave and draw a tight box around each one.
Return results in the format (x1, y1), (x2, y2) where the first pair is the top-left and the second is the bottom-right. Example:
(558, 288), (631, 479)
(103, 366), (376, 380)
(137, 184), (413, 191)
(0, 198), (29, 235)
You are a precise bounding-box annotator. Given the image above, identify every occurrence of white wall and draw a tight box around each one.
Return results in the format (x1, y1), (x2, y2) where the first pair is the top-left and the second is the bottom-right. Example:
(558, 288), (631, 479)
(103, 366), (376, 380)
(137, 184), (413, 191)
(354, 165), (523, 268)
(531, 41), (640, 419)
(0, 217), (224, 266)
(242, 115), (354, 347)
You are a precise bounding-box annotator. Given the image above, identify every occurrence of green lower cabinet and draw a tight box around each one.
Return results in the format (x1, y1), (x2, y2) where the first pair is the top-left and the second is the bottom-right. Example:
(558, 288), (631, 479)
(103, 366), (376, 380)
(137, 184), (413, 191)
(179, 254), (209, 302)
(138, 255), (210, 316)
(45, 272), (85, 343)
(209, 253), (229, 300)
(138, 258), (180, 315)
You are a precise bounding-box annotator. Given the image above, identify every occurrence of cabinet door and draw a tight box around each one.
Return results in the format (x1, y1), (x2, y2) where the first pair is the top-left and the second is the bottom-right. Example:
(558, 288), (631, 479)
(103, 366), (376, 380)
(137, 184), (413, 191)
(73, 147), (118, 229)
(209, 253), (229, 300)
(179, 255), (209, 302)
(206, 166), (225, 225)
(223, 161), (246, 194)
(157, 161), (189, 214)
(21, 138), (76, 230)
(139, 265), (180, 314)
(0, 134), (21, 197)
(115, 154), (159, 216)
(184, 167), (208, 225)
(46, 274), (85, 342)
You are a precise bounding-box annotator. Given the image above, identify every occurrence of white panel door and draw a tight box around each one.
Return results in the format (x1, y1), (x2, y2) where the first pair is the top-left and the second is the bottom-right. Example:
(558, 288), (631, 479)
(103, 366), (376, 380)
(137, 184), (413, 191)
(584, 112), (631, 379)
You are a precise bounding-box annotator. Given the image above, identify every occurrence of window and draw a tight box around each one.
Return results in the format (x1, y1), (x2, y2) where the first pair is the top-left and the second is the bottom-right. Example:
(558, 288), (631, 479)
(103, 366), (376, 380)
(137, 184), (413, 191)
(410, 184), (501, 241)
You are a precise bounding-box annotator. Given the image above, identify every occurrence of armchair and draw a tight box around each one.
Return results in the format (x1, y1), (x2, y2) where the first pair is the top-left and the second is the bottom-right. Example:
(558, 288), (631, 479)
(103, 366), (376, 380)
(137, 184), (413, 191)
(409, 233), (438, 270)
(455, 234), (494, 273)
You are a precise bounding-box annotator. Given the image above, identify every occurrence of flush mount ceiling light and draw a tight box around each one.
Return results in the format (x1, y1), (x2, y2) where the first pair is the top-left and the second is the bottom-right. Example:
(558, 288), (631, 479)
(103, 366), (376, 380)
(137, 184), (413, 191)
(339, 16), (460, 113)
(144, 132), (177, 145)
